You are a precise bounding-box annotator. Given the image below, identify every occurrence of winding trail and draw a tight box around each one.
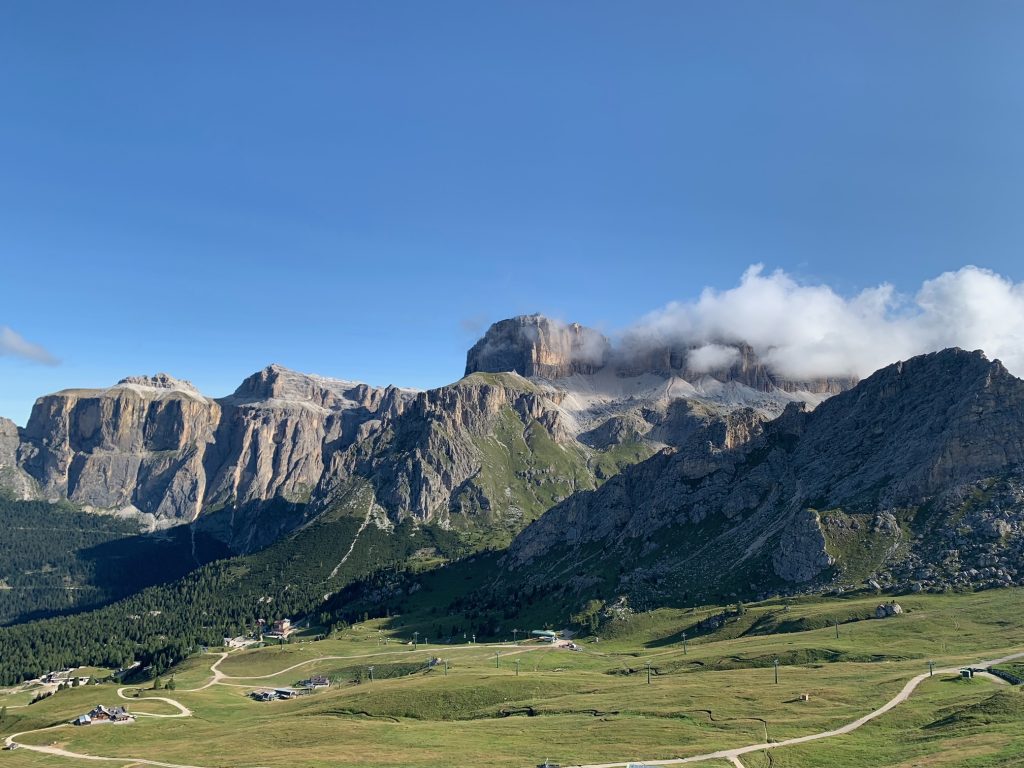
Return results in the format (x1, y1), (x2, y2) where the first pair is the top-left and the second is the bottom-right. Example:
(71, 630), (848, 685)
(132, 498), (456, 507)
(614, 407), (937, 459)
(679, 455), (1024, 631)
(2, 643), (547, 767)
(115, 688), (191, 718)
(567, 650), (1024, 768)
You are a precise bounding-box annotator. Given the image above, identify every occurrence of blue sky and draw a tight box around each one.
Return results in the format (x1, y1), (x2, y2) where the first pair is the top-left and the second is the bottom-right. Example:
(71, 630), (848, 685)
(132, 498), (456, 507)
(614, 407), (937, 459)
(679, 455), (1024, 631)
(2, 2), (1023, 424)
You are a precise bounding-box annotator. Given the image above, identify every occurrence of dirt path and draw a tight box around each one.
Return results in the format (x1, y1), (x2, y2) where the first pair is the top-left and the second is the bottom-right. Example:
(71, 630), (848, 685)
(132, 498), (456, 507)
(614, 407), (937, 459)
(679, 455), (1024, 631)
(115, 688), (191, 718)
(4, 725), (209, 768)
(569, 650), (1024, 768)
(182, 652), (229, 692)
(1, 644), (550, 767)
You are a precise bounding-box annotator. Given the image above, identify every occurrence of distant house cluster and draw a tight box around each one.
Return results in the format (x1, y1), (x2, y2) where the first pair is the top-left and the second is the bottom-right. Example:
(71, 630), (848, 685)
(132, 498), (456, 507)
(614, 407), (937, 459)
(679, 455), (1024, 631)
(249, 687), (310, 702)
(41, 669), (91, 686)
(72, 705), (134, 726)
(250, 675), (330, 702)
(265, 618), (294, 639)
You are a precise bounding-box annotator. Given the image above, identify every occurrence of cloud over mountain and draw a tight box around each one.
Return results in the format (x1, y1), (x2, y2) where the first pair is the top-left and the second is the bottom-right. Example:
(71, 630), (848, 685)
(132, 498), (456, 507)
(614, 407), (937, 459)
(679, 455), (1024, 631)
(626, 265), (1024, 379)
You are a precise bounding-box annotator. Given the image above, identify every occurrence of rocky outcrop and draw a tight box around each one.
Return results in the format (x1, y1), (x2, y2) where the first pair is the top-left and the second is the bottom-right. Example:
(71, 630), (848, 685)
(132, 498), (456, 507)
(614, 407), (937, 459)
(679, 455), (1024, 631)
(318, 373), (588, 538)
(466, 315), (610, 379)
(9, 368), (406, 546)
(0, 417), (36, 500)
(17, 375), (220, 518)
(772, 509), (835, 583)
(875, 602), (903, 618)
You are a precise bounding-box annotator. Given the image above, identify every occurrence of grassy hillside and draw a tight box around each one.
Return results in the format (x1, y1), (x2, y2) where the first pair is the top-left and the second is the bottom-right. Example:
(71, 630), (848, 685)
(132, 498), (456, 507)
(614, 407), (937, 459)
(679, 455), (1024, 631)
(1, 589), (1022, 768)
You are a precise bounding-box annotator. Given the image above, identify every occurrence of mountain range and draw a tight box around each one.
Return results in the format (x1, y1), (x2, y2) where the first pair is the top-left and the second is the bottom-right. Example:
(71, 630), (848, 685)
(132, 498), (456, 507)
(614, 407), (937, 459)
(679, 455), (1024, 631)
(2, 314), (1022, 618)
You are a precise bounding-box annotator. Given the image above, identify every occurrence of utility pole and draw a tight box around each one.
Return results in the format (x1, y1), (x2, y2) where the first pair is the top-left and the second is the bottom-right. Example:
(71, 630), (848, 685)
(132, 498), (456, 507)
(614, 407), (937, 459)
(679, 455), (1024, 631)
(646, 662), (652, 685)
(495, 651), (500, 669)
(368, 666), (374, 683)
(682, 631), (687, 655)
(774, 658), (779, 684)
(444, 659), (449, 676)
(928, 660), (934, 677)
(513, 628), (520, 644)
(413, 631), (419, 651)
(472, 634), (476, 644)
(515, 659), (521, 677)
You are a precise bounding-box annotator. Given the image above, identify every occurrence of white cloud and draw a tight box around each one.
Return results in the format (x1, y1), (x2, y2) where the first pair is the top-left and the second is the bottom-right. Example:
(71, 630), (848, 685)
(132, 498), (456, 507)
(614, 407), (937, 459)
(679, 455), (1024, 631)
(627, 265), (1024, 379)
(687, 343), (741, 373)
(0, 326), (59, 365)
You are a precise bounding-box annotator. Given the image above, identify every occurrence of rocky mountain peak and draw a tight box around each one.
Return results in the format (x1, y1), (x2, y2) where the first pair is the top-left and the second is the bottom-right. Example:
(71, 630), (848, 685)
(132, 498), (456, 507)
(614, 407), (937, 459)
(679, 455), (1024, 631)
(225, 364), (376, 411)
(115, 373), (201, 394)
(465, 314), (610, 379)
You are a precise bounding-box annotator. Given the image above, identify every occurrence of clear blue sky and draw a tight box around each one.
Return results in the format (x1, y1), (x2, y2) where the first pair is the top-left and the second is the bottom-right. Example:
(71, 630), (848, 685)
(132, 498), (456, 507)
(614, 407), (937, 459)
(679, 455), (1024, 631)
(2, 2), (1023, 424)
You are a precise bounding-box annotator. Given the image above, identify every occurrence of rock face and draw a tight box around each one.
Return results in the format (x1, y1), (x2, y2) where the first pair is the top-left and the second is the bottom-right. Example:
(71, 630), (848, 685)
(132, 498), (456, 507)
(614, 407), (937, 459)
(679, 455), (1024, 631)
(316, 371), (655, 546)
(9, 368), (408, 547)
(0, 417), (36, 500)
(501, 349), (1024, 604)
(466, 315), (610, 379)
(773, 509), (835, 583)
(204, 365), (394, 509)
(17, 375), (220, 518)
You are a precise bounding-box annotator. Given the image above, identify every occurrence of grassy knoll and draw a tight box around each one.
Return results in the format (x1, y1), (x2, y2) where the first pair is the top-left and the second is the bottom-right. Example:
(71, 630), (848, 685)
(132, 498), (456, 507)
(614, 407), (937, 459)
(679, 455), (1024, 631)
(1, 589), (1023, 768)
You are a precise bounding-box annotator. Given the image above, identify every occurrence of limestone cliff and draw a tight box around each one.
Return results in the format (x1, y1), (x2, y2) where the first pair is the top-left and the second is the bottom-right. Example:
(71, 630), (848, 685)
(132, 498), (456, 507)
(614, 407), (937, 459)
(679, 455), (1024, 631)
(17, 375), (219, 519)
(10, 368), (405, 546)
(465, 315), (610, 379)
(0, 417), (36, 500)
(316, 372), (629, 544)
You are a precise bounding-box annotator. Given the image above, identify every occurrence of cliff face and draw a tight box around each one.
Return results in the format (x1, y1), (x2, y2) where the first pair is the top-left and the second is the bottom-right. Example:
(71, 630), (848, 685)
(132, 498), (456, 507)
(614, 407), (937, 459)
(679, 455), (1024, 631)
(0, 417), (36, 500)
(316, 372), (632, 546)
(10, 369), (405, 546)
(204, 365), (393, 511)
(465, 315), (610, 379)
(17, 376), (219, 518)
(502, 349), (1024, 602)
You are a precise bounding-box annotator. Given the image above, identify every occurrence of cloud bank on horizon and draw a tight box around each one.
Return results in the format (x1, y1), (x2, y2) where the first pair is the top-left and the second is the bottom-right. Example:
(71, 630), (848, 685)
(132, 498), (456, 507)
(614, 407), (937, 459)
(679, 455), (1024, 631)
(0, 326), (59, 366)
(626, 265), (1024, 380)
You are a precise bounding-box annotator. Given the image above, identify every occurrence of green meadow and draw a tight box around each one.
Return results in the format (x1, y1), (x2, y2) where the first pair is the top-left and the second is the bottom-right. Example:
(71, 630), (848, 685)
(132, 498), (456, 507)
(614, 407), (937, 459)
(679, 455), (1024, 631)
(1, 588), (1022, 768)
